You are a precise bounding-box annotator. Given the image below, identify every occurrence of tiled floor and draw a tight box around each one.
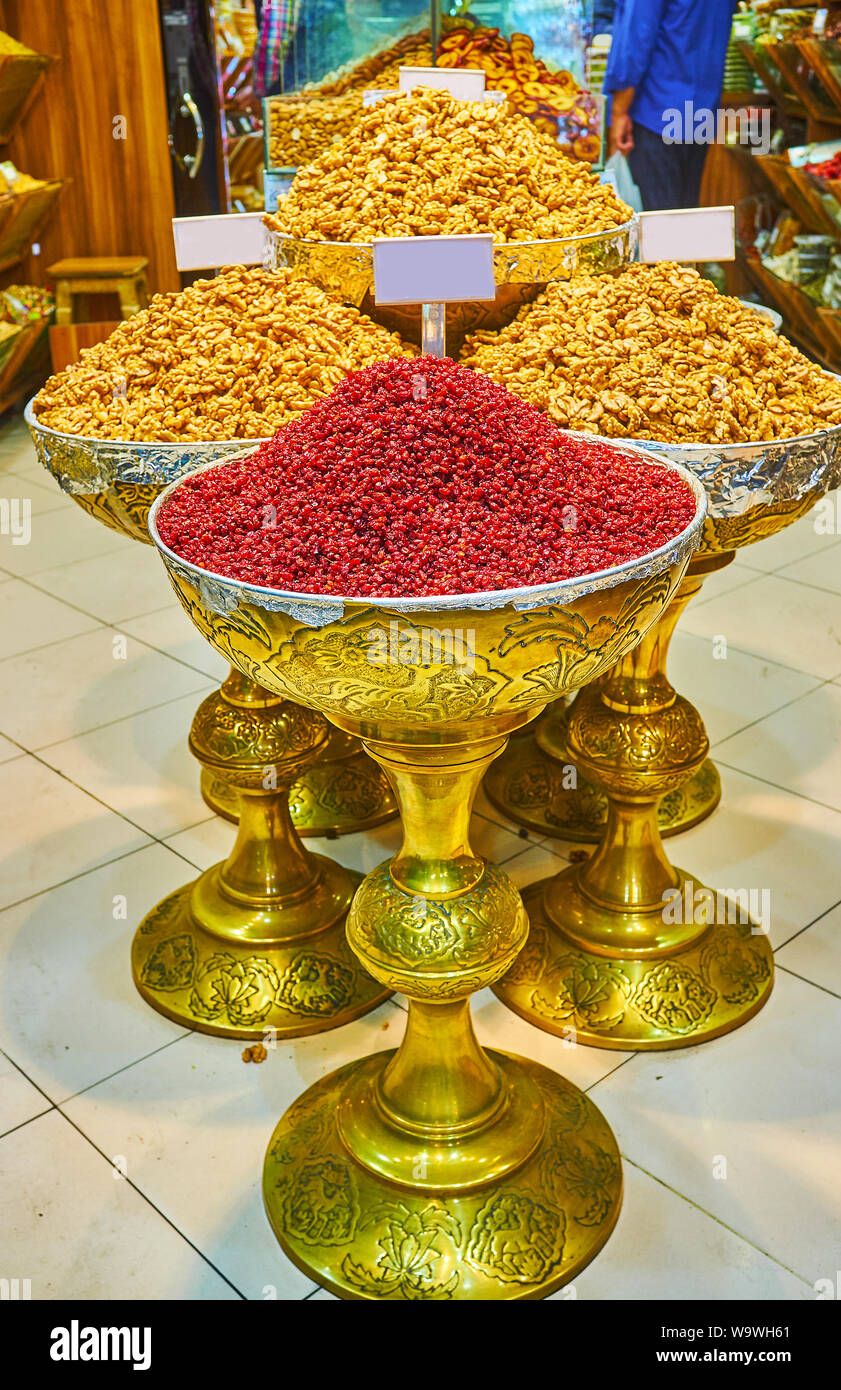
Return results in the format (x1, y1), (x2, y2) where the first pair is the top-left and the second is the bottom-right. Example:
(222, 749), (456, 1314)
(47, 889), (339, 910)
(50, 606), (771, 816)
(1, 409), (839, 1302)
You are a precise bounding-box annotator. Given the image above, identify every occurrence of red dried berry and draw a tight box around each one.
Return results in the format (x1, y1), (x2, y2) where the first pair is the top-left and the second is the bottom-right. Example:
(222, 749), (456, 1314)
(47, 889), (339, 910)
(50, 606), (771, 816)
(157, 356), (695, 598)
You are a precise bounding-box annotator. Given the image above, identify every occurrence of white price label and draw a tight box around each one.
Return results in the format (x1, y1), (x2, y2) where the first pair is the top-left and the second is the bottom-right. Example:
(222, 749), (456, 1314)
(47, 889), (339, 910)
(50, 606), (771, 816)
(172, 213), (265, 270)
(398, 65), (486, 100)
(372, 233), (495, 305)
(639, 206), (735, 264)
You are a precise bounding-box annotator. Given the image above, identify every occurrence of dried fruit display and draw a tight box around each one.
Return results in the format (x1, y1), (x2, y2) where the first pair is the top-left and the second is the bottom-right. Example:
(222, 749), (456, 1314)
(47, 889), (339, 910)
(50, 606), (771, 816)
(461, 262), (841, 443)
(267, 23), (600, 168)
(32, 266), (409, 441)
(157, 355), (696, 598)
(312, 29), (432, 97)
(438, 23), (601, 161)
(266, 88), (629, 243)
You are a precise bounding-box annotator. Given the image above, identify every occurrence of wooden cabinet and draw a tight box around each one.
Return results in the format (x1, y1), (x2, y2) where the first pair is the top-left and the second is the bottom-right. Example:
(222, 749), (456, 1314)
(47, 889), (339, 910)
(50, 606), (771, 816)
(0, 0), (179, 293)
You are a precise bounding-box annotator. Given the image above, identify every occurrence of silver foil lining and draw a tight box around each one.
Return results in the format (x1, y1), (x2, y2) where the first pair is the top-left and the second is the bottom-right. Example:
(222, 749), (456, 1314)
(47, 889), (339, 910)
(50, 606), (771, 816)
(24, 401), (267, 496)
(619, 422), (841, 519)
(266, 221), (639, 305)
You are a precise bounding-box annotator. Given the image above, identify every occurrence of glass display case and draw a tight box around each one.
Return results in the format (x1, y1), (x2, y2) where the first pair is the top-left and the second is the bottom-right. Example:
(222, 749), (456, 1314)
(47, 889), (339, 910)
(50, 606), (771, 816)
(262, 0), (601, 197)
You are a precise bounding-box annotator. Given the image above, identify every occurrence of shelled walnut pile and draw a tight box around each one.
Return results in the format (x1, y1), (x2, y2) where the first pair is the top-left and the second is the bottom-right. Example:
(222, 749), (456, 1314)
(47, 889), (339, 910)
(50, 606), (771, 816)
(267, 90), (366, 168)
(32, 266), (409, 442)
(266, 88), (630, 242)
(461, 263), (841, 443)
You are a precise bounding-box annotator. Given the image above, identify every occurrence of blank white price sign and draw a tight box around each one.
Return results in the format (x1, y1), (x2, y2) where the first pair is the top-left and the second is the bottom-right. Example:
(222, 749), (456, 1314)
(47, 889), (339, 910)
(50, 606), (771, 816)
(172, 213), (265, 270)
(398, 65), (486, 99)
(639, 206), (735, 263)
(373, 234), (495, 305)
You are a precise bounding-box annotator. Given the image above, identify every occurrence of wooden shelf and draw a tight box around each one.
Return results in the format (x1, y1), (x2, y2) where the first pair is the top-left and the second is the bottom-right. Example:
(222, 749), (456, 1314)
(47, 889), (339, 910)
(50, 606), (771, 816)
(755, 153), (829, 233)
(795, 36), (841, 111)
(736, 39), (807, 118)
(0, 178), (64, 273)
(227, 129), (263, 184)
(739, 251), (841, 369)
(0, 315), (49, 413)
(0, 49), (52, 142)
(766, 40), (841, 125)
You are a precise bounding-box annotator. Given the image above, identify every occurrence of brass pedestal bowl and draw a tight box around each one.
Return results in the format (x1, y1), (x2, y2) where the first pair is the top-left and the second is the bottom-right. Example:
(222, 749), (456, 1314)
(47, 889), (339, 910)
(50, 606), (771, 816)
(268, 220), (637, 356)
(494, 424), (841, 1050)
(487, 424), (841, 842)
(25, 405), (397, 836)
(25, 409), (393, 1039)
(149, 447), (705, 1300)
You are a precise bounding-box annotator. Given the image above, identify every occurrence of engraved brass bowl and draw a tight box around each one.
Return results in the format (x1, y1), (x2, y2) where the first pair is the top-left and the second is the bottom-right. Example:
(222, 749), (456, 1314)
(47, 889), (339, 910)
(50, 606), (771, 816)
(149, 444), (705, 1300)
(25, 402), (257, 543)
(266, 219), (637, 354)
(492, 421), (841, 1050)
(486, 419), (841, 842)
(24, 402), (397, 838)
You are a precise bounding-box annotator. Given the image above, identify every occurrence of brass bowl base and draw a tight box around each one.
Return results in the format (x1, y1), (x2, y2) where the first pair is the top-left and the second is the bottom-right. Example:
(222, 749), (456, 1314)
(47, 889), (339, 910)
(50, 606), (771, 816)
(131, 864), (389, 1040)
(200, 749), (398, 835)
(483, 732), (721, 842)
(494, 877), (774, 1051)
(263, 1050), (623, 1300)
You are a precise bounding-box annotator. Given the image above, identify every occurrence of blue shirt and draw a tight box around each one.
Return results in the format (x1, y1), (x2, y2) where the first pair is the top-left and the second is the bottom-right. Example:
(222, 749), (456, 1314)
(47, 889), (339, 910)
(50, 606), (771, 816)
(604, 0), (736, 139)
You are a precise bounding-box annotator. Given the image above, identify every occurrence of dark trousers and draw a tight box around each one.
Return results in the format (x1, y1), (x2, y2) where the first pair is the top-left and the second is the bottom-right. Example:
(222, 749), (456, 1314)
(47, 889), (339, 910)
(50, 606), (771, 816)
(627, 121), (709, 211)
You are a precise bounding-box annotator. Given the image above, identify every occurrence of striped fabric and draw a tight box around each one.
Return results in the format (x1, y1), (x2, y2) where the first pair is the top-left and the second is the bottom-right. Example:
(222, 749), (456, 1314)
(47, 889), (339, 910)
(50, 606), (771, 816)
(255, 0), (301, 96)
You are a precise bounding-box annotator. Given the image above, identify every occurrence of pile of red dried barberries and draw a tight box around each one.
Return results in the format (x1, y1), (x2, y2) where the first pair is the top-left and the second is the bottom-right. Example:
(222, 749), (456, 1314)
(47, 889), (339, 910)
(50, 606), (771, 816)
(157, 356), (696, 598)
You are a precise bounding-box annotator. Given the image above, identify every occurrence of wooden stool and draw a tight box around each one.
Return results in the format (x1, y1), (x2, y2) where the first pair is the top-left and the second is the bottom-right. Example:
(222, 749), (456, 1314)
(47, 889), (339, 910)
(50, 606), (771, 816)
(48, 256), (149, 325)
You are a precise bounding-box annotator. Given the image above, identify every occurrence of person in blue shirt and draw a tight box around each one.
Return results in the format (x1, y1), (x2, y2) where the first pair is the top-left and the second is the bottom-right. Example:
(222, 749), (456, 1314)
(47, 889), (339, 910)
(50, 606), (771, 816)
(605, 0), (737, 210)
(592, 1), (615, 36)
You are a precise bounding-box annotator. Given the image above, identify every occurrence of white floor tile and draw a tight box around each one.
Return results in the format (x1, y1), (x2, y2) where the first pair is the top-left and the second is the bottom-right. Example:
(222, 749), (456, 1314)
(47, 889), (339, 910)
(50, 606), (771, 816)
(0, 578), (99, 660)
(549, 1161), (810, 1300)
(0, 755), (150, 910)
(0, 472), (72, 517)
(0, 845), (190, 1101)
(0, 732), (22, 763)
(681, 574), (841, 680)
(589, 971), (841, 1284)
(0, 504), (128, 578)
(716, 683), (841, 813)
(778, 539), (841, 597)
(263, 815), (404, 880)
(669, 630), (819, 745)
(0, 447), (42, 477)
(31, 545), (178, 625)
(673, 766), (841, 948)
(691, 560), (763, 606)
(777, 902), (841, 997)
(504, 840), (572, 888)
(40, 690), (215, 839)
(0, 417), (36, 454)
(472, 987), (633, 1093)
(737, 505), (840, 573)
(0, 628), (211, 750)
(0, 1053), (51, 1135)
(118, 604), (231, 681)
(63, 1004), (404, 1300)
(0, 1109), (239, 1299)
(470, 812), (532, 864)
